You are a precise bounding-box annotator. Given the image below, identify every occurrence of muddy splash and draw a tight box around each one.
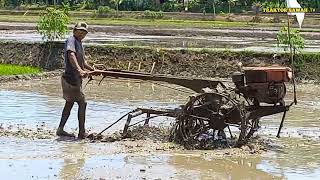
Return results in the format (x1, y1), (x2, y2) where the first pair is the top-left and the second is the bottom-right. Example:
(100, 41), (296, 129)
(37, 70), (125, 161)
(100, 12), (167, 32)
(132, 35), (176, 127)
(0, 122), (270, 158)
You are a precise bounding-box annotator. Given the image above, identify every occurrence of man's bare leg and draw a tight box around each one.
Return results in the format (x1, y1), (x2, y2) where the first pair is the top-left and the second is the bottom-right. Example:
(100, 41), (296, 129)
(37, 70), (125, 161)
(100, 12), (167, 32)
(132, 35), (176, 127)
(77, 100), (87, 139)
(57, 101), (75, 137)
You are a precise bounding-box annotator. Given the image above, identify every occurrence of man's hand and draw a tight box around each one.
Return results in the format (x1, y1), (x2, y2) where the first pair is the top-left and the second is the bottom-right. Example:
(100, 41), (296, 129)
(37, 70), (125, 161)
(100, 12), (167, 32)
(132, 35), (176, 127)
(79, 70), (89, 78)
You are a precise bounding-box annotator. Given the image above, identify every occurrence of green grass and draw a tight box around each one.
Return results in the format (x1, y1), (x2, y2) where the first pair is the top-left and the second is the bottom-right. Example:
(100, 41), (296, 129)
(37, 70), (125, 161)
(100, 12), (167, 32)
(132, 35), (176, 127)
(0, 64), (41, 76)
(1, 14), (320, 32)
(0, 14), (261, 28)
(86, 18), (264, 28)
(0, 15), (39, 22)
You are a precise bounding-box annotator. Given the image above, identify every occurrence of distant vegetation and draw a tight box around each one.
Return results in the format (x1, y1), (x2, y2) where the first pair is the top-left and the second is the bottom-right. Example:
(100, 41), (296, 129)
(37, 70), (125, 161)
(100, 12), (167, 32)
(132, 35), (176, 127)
(277, 26), (305, 52)
(0, 64), (41, 76)
(0, 0), (319, 14)
(143, 10), (163, 19)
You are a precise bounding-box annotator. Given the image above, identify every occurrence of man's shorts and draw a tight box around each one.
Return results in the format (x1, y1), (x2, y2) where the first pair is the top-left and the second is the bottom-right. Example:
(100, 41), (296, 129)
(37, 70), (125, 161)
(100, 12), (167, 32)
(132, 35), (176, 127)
(61, 75), (85, 103)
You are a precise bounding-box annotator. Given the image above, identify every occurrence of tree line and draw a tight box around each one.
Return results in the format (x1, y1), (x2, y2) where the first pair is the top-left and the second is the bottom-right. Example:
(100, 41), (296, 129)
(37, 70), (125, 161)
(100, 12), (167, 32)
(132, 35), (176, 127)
(1, 0), (319, 13)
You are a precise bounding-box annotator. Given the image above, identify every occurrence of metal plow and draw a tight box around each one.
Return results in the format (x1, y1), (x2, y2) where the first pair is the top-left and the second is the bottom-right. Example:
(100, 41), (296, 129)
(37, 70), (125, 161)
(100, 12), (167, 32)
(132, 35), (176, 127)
(87, 66), (294, 149)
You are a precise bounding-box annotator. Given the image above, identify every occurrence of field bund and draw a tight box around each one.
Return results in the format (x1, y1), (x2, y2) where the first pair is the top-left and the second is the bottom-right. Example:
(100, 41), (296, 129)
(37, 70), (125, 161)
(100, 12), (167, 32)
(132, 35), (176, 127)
(0, 41), (320, 81)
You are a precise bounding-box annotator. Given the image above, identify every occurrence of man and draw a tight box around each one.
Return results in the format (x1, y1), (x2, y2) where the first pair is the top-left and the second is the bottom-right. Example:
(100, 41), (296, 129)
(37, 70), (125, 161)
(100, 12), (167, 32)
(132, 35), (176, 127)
(56, 22), (94, 139)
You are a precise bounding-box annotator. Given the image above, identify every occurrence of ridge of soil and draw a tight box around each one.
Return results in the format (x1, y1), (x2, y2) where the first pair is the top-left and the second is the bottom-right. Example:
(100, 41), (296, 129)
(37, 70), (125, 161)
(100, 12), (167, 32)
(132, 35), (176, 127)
(1, 41), (320, 82)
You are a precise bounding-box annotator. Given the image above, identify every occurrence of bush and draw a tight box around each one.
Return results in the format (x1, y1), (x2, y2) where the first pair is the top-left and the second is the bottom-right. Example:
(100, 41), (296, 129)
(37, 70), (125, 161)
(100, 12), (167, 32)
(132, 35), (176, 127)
(188, 0), (202, 12)
(251, 16), (262, 23)
(277, 27), (305, 51)
(143, 10), (163, 19)
(269, 15), (282, 23)
(161, 0), (183, 12)
(120, 0), (158, 11)
(97, 6), (116, 16)
(140, 0), (159, 11)
(37, 7), (70, 42)
(119, 0), (135, 11)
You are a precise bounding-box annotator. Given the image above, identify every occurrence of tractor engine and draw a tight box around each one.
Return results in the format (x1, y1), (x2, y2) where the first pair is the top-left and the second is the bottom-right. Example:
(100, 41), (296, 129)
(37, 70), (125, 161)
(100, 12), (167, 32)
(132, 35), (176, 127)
(232, 67), (292, 105)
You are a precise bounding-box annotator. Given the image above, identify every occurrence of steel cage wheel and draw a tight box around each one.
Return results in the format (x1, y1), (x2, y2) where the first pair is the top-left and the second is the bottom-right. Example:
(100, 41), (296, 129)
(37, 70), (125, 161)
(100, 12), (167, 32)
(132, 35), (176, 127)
(173, 92), (253, 149)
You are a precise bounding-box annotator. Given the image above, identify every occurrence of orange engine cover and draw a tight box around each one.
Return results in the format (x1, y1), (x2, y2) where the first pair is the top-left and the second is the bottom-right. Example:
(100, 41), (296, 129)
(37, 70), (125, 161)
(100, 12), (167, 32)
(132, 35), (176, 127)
(243, 67), (292, 83)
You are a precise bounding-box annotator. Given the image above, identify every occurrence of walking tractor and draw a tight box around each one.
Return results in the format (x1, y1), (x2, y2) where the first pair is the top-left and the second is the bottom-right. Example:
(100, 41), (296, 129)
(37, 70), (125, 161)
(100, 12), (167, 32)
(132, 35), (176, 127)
(88, 65), (295, 148)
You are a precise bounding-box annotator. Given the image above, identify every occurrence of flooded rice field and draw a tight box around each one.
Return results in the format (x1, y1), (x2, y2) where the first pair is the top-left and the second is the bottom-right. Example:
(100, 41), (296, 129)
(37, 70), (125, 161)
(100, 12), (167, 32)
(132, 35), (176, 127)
(1, 30), (320, 53)
(0, 77), (320, 179)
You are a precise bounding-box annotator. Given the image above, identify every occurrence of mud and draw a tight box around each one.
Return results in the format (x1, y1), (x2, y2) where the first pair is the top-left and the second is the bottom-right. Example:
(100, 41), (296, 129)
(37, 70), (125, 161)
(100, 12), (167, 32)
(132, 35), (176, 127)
(0, 88), (284, 155)
(1, 22), (320, 39)
(0, 124), (56, 139)
(1, 77), (320, 179)
(2, 30), (320, 55)
(0, 123), (269, 157)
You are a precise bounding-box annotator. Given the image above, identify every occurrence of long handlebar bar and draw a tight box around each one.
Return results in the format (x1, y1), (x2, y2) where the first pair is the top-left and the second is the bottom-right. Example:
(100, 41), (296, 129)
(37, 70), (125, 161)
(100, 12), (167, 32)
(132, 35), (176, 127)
(88, 69), (221, 93)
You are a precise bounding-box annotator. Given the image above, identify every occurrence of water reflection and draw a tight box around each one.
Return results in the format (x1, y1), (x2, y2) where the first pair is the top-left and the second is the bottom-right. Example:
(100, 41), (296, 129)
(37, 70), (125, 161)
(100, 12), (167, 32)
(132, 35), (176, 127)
(1, 30), (320, 52)
(0, 78), (185, 132)
(1, 79), (320, 179)
(169, 154), (281, 179)
(58, 142), (87, 179)
(259, 137), (320, 179)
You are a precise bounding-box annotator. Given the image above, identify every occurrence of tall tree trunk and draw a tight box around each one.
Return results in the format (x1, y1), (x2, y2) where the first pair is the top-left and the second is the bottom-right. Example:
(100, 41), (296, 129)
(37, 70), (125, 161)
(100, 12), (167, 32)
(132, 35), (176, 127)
(116, 1), (119, 17)
(213, 1), (216, 17)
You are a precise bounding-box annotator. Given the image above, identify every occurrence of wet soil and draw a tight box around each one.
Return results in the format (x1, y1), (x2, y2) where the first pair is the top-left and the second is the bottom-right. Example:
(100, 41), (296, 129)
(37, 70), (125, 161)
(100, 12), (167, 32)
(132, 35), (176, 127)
(1, 22), (320, 39)
(0, 123), (269, 157)
(1, 30), (320, 54)
(1, 78), (320, 179)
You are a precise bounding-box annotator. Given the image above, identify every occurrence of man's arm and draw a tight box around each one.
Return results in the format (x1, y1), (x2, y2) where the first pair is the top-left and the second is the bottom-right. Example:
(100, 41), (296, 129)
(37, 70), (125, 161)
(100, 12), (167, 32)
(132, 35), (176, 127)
(68, 51), (87, 77)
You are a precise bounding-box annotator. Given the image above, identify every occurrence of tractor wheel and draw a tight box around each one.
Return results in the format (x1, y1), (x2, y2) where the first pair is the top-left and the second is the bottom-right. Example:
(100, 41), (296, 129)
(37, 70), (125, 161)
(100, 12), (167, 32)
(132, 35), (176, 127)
(173, 92), (254, 149)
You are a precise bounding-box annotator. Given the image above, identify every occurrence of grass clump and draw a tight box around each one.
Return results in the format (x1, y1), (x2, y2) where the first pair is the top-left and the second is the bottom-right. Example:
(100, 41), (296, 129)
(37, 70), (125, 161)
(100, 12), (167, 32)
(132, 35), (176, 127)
(0, 64), (41, 76)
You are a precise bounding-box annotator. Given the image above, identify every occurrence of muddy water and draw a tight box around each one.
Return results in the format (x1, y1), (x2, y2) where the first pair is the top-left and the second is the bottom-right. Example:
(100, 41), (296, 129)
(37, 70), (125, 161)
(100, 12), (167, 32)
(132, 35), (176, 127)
(1, 30), (320, 53)
(0, 78), (320, 179)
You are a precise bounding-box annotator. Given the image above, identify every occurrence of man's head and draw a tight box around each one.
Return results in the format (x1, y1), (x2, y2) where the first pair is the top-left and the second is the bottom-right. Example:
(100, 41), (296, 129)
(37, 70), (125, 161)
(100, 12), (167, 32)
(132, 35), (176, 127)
(73, 22), (88, 40)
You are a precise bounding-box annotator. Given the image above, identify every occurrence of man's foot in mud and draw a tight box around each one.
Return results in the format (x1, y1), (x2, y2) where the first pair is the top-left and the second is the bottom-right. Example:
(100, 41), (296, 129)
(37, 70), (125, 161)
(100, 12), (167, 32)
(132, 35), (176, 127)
(78, 133), (88, 139)
(56, 129), (75, 137)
